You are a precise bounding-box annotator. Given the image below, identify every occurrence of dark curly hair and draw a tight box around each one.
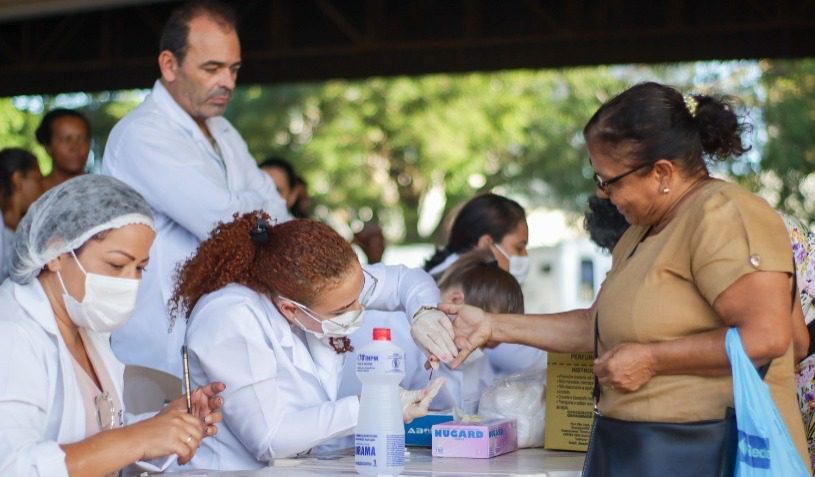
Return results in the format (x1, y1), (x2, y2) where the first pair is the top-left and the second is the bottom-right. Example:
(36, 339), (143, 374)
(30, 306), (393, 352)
(169, 212), (359, 351)
(583, 82), (751, 178)
(583, 195), (629, 253)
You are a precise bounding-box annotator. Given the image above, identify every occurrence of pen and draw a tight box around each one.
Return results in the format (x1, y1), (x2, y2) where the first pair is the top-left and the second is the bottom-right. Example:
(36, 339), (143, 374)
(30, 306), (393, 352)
(181, 345), (192, 414)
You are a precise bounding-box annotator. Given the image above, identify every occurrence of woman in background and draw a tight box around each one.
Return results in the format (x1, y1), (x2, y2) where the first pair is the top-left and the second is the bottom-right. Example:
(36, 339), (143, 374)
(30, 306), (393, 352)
(0, 148), (43, 281)
(35, 109), (91, 191)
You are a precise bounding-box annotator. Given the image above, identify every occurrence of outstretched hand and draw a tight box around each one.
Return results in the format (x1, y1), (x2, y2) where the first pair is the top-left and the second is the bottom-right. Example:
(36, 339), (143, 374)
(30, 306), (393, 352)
(410, 308), (458, 367)
(436, 303), (494, 369)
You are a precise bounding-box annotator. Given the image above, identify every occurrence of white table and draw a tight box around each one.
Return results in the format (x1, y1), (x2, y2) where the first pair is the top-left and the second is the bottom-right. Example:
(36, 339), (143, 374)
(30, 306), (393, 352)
(162, 448), (584, 476)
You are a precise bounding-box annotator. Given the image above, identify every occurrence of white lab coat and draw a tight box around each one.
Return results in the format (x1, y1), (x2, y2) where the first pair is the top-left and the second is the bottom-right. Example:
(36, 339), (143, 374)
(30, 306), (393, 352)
(179, 263), (440, 471)
(0, 280), (125, 476)
(102, 80), (289, 377)
(337, 310), (427, 399)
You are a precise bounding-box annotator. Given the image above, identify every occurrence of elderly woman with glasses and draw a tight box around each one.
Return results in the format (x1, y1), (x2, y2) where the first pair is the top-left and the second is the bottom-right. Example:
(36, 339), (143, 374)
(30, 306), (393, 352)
(0, 175), (224, 477)
(168, 212), (447, 471)
(442, 82), (809, 475)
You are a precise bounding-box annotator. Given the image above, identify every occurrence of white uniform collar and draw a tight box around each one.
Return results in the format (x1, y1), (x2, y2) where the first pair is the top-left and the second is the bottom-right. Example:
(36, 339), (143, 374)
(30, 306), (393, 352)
(428, 252), (459, 276)
(12, 279), (61, 337)
(149, 80), (230, 142)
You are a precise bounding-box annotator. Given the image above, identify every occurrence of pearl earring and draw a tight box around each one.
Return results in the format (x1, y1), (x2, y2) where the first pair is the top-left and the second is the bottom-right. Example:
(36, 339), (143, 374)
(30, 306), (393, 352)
(662, 187), (670, 193)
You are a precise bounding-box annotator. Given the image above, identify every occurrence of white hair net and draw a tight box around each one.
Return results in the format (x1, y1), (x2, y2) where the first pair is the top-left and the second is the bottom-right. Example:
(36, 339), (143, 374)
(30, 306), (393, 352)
(9, 174), (154, 284)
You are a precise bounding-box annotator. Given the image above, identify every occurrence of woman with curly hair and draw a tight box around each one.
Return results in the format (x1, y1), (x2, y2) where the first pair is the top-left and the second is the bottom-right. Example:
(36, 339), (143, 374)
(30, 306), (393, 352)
(169, 213), (447, 471)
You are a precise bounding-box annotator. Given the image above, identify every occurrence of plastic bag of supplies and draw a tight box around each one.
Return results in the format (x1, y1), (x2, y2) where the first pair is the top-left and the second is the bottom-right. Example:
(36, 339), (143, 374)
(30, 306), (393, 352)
(477, 370), (545, 448)
(725, 328), (810, 476)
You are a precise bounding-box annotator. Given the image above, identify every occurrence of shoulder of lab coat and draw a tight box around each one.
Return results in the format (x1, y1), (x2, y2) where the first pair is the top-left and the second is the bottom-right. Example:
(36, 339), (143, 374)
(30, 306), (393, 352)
(0, 280), (74, 477)
(185, 284), (358, 468)
(0, 280), (166, 477)
(102, 80), (289, 241)
(362, 263), (440, 320)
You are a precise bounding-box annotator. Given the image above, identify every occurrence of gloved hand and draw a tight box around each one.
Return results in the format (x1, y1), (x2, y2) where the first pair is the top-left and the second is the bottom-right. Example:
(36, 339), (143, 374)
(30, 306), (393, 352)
(400, 378), (445, 424)
(410, 307), (457, 369)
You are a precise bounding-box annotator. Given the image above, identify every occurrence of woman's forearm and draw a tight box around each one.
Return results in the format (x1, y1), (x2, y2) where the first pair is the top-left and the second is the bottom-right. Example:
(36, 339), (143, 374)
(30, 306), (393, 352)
(492, 308), (593, 353)
(62, 427), (143, 477)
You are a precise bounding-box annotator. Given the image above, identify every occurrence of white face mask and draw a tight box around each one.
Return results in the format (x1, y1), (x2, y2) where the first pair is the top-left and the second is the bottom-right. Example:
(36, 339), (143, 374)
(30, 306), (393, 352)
(56, 251), (141, 332)
(284, 298), (365, 339)
(495, 243), (531, 285)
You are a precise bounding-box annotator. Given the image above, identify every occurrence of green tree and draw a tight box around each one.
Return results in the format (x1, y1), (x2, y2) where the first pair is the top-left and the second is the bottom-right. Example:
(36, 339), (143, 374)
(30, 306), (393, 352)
(760, 59), (815, 224)
(227, 68), (627, 242)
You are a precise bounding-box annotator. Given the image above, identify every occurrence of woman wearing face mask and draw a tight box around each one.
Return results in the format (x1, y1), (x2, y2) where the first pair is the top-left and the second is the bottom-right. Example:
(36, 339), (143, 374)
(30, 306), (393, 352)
(169, 212), (448, 471)
(425, 193), (530, 282)
(425, 193), (543, 377)
(0, 175), (225, 477)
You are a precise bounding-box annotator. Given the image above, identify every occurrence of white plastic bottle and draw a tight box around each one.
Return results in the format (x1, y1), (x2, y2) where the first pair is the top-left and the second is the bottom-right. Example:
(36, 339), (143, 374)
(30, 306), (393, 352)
(355, 327), (406, 476)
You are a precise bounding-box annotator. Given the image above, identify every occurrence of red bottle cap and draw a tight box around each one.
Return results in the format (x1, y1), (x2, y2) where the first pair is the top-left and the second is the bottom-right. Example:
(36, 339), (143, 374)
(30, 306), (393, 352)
(372, 328), (391, 341)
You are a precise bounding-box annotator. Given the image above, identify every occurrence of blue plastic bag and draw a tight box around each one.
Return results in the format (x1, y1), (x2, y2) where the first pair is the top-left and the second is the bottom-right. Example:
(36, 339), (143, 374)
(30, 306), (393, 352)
(725, 327), (810, 476)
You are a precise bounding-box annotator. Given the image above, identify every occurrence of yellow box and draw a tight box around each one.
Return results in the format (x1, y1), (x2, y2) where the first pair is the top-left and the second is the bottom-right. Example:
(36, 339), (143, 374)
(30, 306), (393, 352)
(543, 352), (595, 451)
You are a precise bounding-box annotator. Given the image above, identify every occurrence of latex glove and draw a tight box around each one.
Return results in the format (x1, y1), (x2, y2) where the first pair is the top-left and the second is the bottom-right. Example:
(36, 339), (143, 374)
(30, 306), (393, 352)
(410, 308), (458, 368)
(437, 303), (494, 369)
(400, 378), (445, 424)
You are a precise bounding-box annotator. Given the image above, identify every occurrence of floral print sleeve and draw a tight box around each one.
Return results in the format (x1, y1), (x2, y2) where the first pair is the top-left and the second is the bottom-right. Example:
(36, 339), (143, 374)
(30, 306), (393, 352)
(784, 214), (815, 470)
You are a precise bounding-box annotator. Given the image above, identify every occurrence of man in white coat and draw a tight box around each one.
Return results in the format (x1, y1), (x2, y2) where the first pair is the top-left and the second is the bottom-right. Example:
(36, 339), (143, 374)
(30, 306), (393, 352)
(103, 1), (289, 376)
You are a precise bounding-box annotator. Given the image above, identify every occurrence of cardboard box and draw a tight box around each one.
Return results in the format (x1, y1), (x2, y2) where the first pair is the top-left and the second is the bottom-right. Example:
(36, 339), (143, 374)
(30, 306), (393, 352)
(544, 352), (595, 451)
(431, 418), (518, 458)
(404, 412), (454, 447)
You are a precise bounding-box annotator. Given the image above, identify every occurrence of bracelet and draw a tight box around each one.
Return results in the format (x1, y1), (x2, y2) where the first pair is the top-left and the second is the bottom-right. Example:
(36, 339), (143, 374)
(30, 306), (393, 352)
(411, 305), (440, 323)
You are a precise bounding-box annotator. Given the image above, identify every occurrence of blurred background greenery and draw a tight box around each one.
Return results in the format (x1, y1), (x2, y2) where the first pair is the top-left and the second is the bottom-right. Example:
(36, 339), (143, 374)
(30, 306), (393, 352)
(2, 59), (813, 244)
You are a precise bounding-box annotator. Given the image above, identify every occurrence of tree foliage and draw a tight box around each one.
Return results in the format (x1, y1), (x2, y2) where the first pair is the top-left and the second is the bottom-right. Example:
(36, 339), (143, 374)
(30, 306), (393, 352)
(226, 68), (626, 242)
(2, 62), (813, 240)
(760, 59), (815, 224)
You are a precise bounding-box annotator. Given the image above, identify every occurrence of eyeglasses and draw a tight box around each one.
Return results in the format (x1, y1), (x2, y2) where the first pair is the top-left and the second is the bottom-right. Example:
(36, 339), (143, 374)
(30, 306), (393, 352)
(95, 391), (123, 431)
(281, 268), (379, 322)
(593, 163), (652, 193)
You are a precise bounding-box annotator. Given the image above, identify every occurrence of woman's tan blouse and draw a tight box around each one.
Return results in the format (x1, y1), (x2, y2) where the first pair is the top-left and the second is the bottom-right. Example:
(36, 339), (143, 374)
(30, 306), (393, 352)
(596, 179), (808, 463)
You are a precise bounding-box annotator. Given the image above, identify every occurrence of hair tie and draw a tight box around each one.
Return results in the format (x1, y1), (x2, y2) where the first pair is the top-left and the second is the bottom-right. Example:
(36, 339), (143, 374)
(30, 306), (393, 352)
(683, 94), (698, 118)
(250, 218), (270, 245)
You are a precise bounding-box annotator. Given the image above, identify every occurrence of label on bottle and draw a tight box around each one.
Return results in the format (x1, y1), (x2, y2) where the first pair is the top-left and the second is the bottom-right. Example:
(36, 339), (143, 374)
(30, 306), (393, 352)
(357, 352), (404, 375)
(355, 432), (405, 469)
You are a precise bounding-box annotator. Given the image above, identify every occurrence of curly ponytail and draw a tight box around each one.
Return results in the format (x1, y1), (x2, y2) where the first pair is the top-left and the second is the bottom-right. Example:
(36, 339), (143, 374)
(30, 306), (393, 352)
(169, 211), (266, 322)
(170, 212), (360, 323)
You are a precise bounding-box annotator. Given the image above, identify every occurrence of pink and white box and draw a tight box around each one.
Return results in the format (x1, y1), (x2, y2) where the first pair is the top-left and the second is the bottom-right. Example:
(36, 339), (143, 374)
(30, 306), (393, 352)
(431, 418), (518, 458)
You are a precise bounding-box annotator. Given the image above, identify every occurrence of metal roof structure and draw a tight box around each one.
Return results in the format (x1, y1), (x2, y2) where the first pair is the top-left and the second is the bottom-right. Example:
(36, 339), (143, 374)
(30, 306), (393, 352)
(2, 0), (815, 96)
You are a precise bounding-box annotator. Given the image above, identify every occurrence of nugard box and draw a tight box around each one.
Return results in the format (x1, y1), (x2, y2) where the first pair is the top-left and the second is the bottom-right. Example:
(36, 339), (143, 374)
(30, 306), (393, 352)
(544, 352), (595, 451)
(404, 412), (454, 447)
(431, 418), (518, 458)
